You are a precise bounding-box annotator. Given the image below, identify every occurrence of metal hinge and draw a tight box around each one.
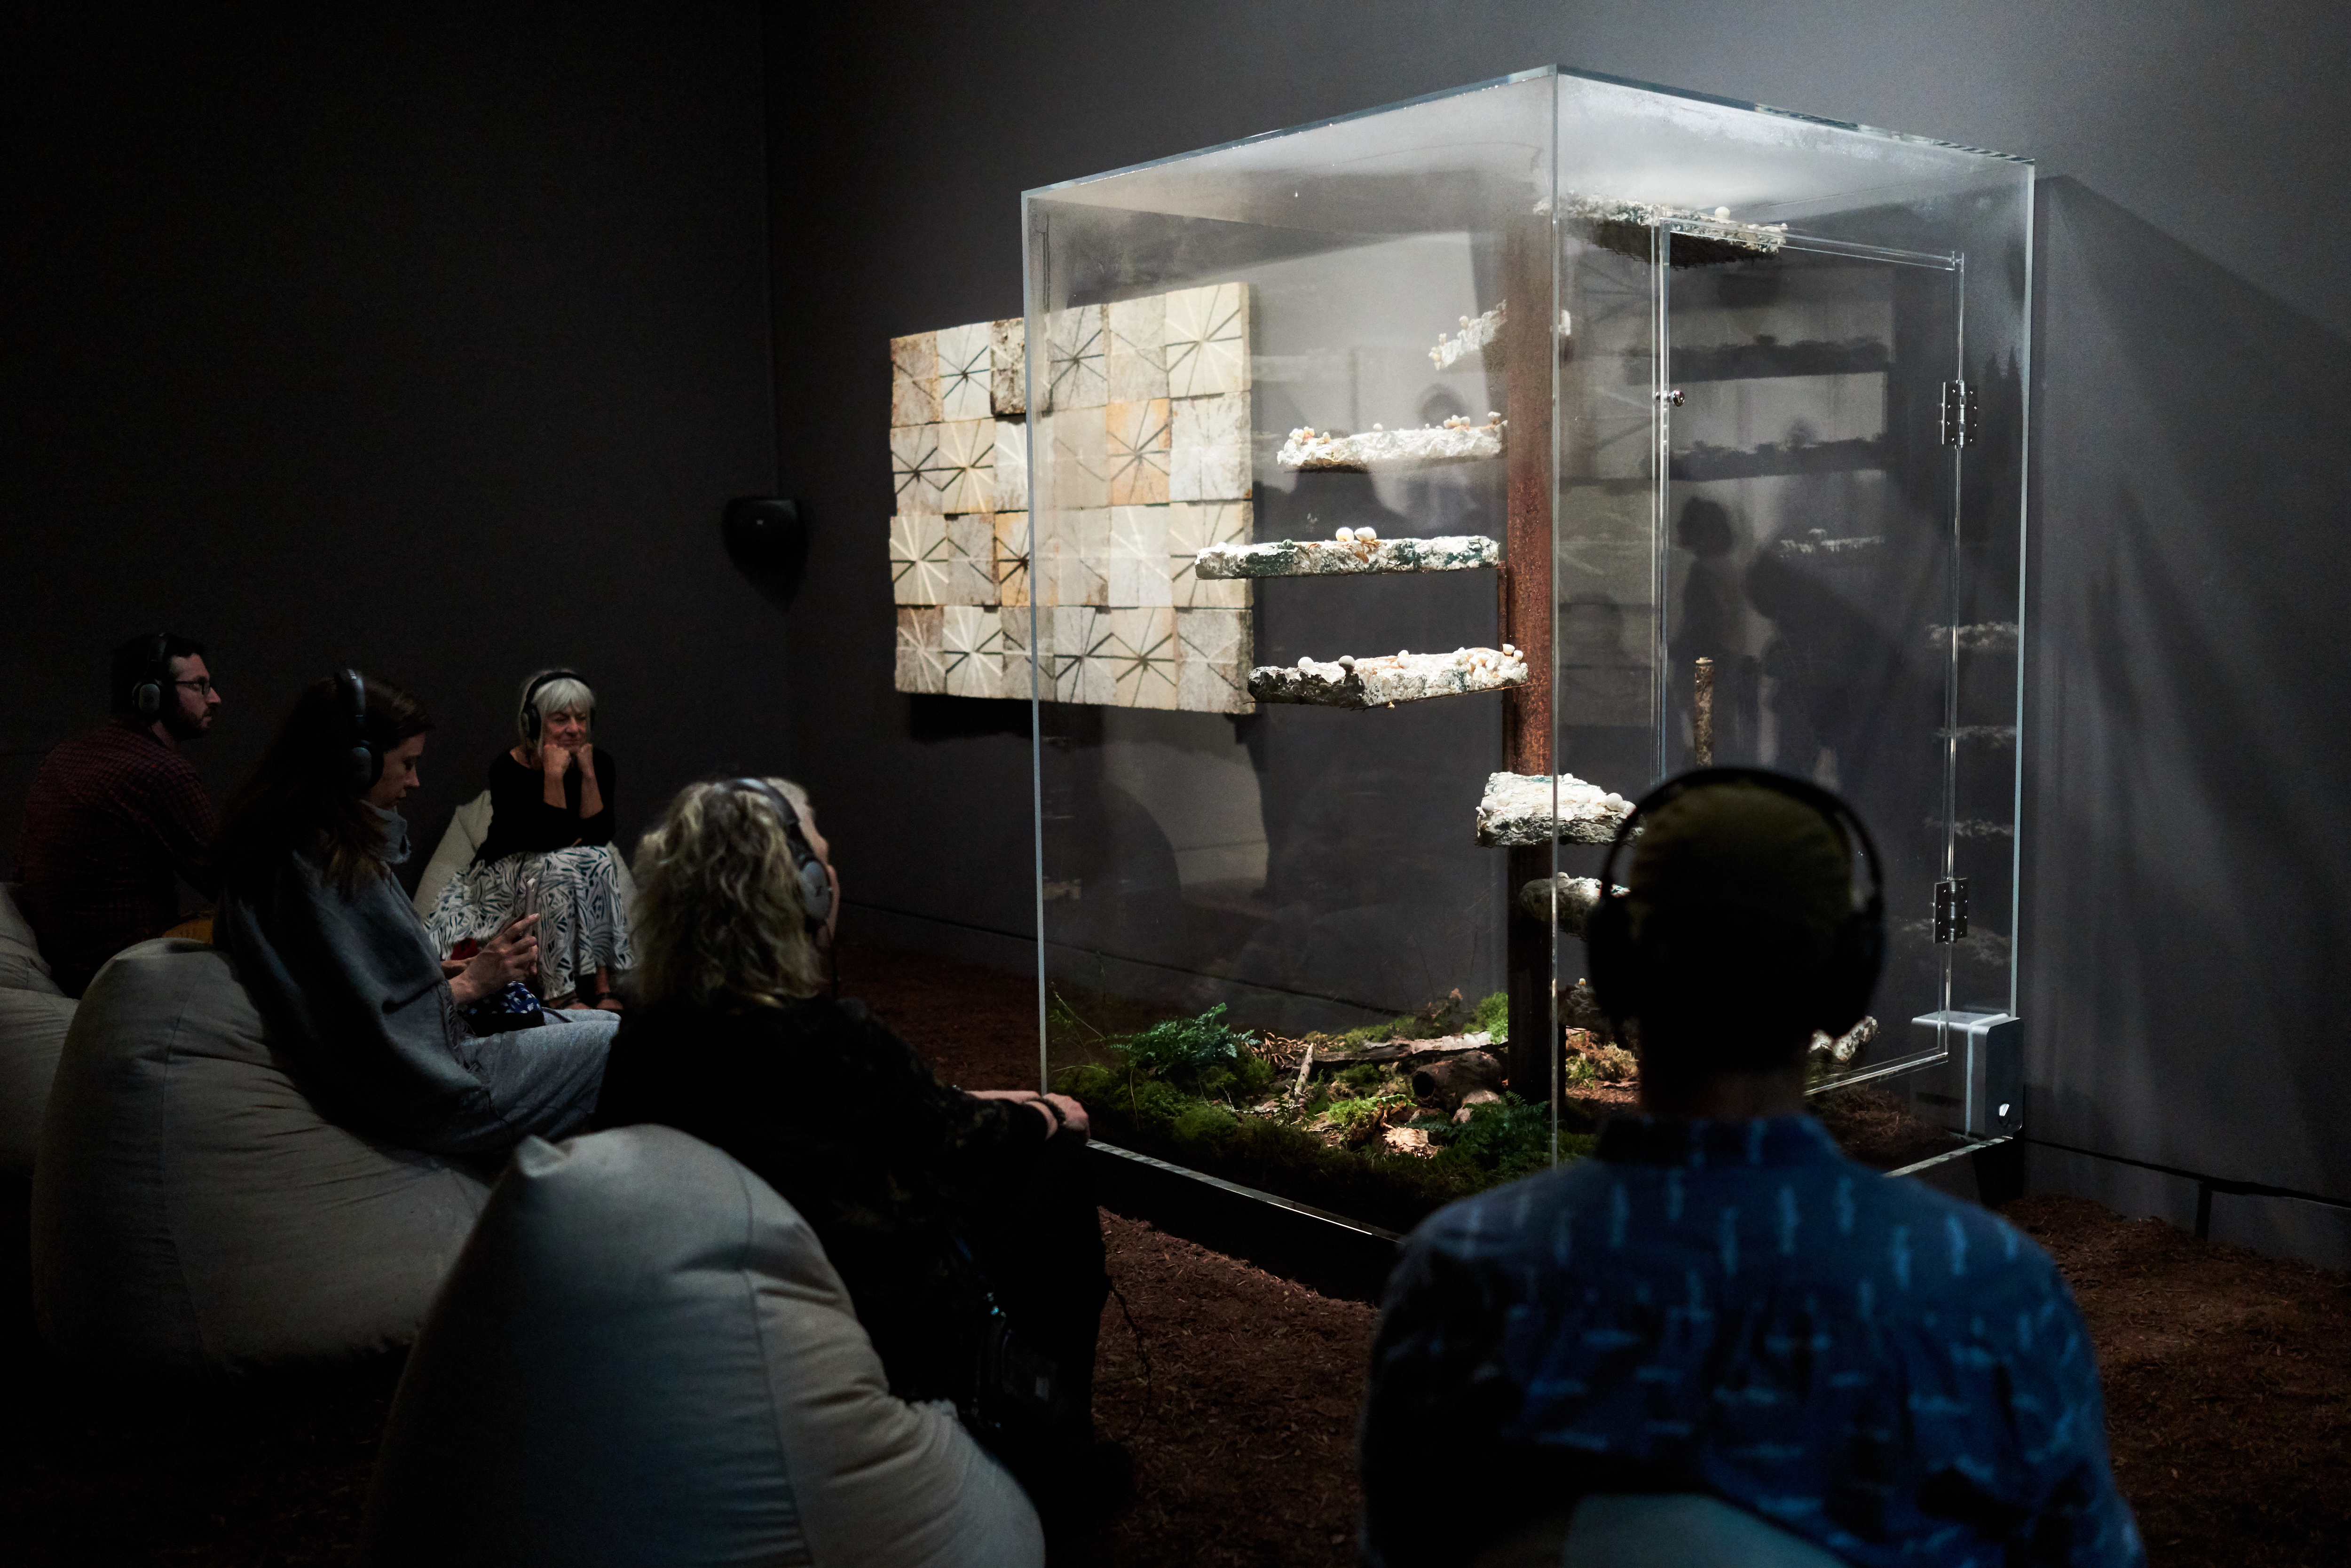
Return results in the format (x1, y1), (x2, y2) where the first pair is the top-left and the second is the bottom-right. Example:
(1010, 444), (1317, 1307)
(1934, 877), (1970, 942)
(1940, 380), (1978, 447)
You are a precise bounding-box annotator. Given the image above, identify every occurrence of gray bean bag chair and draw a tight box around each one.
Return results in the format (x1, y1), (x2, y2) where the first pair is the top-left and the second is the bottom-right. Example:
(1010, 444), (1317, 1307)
(358, 1126), (1043, 1568)
(32, 939), (492, 1375)
(0, 882), (75, 1178)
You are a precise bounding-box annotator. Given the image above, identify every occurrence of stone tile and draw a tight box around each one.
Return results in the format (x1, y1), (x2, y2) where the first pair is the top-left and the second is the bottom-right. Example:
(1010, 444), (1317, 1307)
(1040, 406), (1108, 511)
(990, 317), (1026, 417)
(1105, 295), (1168, 402)
(941, 512), (997, 606)
(1170, 390), (1251, 501)
(941, 605), (1003, 699)
(993, 510), (1031, 607)
(894, 607), (944, 693)
(1167, 499), (1253, 608)
(1162, 283), (1249, 398)
(936, 322), (993, 421)
(1107, 607), (1180, 709)
(1176, 607), (1254, 713)
(1000, 605), (1038, 694)
(891, 331), (940, 426)
(993, 418), (1029, 512)
(935, 417), (997, 515)
(1058, 507), (1110, 607)
(1044, 305), (1107, 410)
(888, 510), (951, 606)
(890, 423), (943, 513)
(1106, 398), (1173, 507)
(1106, 504), (1173, 607)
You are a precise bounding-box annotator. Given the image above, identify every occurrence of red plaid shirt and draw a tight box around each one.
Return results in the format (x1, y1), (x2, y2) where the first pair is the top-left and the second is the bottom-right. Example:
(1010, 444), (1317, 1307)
(13, 719), (220, 996)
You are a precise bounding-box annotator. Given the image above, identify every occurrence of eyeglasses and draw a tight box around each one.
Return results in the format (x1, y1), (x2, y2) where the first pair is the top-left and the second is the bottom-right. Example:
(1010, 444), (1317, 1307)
(173, 678), (217, 696)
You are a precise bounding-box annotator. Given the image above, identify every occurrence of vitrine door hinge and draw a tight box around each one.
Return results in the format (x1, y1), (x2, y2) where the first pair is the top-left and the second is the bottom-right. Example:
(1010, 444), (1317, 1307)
(1934, 877), (1970, 942)
(1940, 380), (1978, 447)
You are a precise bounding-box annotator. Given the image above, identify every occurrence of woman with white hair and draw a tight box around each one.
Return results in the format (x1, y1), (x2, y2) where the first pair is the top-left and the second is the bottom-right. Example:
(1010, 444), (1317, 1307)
(591, 777), (1127, 1526)
(423, 668), (634, 1010)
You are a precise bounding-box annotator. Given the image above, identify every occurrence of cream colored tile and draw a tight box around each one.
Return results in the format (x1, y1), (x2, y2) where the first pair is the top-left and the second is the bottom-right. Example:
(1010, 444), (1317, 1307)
(1105, 295), (1168, 402)
(941, 605), (1003, 699)
(1107, 607), (1179, 709)
(1044, 305), (1107, 410)
(936, 323), (993, 421)
(894, 607), (944, 693)
(1039, 407), (1108, 511)
(1107, 504), (1173, 607)
(936, 417), (997, 515)
(1170, 391), (1251, 501)
(888, 510), (951, 606)
(1106, 398), (1172, 507)
(942, 512), (997, 606)
(1060, 507), (1110, 607)
(1050, 606), (1115, 705)
(1162, 284), (1249, 398)
(992, 418), (1028, 512)
(891, 331), (940, 426)
(1000, 605), (1038, 694)
(1167, 499), (1253, 608)
(992, 511), (1031, 607)
(1176, 606), (1254, 713)
(891, 423), (943, 513)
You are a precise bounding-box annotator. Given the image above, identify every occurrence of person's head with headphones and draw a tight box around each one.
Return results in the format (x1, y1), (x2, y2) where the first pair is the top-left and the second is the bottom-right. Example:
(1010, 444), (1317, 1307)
(212, 671), (436, 896)
(1587, 770), (1882, 1120)
(514, 669), (594, 763)
(109, 631), (222, 746)
(630, 776), (839, 1010)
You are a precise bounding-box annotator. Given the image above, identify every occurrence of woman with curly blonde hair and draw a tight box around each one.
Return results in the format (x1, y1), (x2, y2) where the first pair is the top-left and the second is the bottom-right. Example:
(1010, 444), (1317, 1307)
(591, 778), (1127, 1524)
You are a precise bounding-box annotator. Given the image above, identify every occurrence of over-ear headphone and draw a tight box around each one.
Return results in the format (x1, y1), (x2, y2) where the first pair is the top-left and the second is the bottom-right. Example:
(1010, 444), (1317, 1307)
(1583, 766), (1885, 1039)
(340, 669), (382, 790)
(520, 669), (586, 743)
(130, 632), (172, 718)
(732, 778), (833, 931)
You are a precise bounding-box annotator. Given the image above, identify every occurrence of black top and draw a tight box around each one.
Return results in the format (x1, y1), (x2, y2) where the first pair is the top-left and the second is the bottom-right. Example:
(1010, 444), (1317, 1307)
(473, 749), (615, 866)
(589, 995), (1050, 1400)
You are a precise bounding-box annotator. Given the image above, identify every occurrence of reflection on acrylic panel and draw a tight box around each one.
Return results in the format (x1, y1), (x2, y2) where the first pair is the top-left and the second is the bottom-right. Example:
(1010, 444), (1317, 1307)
(887, 291), (1256, 711)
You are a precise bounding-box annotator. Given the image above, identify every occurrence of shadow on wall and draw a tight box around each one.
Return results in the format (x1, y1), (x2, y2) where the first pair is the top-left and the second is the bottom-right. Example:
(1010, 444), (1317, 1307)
(2023, 179), (2351, 1214)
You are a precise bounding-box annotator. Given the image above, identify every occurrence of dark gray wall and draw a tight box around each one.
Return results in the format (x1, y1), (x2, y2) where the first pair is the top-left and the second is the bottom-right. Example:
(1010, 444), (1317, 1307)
(765, 1), (2351, 1262)
(2, 4), (781, 877)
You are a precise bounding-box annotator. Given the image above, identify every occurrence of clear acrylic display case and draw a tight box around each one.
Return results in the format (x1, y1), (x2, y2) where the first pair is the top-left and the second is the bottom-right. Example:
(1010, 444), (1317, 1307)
(1022, 67), (2032, 1229)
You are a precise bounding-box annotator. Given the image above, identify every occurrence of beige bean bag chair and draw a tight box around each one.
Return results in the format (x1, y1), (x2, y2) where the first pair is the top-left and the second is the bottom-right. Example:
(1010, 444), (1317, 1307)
(0, 883), (75, 1178)
(358, 1126), (1043, 1568)
(412, 788), (639, 917)
(32, 939), (492, 1375)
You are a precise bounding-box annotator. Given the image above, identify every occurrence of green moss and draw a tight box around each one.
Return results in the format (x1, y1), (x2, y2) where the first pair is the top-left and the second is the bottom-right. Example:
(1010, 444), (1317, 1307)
(1473, 989), (1510, 1041)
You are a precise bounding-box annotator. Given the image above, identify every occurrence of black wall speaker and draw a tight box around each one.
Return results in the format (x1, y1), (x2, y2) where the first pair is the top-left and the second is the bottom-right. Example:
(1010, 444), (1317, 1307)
(723, 496), (807, 602)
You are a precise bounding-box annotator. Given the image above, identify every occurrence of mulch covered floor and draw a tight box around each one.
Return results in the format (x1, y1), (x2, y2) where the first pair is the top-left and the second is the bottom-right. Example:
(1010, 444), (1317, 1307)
(0, 939), (2343, 1565)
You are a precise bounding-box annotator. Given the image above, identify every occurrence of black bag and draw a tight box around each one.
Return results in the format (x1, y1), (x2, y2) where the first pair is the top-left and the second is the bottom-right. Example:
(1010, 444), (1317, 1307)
(942, 1222), (1075, 1465)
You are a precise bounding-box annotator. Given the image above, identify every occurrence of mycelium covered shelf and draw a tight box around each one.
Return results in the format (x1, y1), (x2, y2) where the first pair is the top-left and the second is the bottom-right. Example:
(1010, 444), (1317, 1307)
(1247, 646), (1528, 708)
(1277, 414), (1506, 472)
(1474, 772), (1635, 847)
(1194, 530), (1501, 579)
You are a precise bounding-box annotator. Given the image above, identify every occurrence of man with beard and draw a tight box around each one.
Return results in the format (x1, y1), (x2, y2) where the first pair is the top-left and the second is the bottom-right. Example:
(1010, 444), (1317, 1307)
(13, 632), (227, 995)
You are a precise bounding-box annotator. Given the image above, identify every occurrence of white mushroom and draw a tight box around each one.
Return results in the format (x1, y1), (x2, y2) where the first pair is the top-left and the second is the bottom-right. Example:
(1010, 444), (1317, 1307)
(1357, 525), (1377, 542)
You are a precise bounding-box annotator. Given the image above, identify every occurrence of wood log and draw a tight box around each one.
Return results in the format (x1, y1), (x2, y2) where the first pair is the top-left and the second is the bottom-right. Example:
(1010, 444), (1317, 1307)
(1306, 1037), (1495, 1071)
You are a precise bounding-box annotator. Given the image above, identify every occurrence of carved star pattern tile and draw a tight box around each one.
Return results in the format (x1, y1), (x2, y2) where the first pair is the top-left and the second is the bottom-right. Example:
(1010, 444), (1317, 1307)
(1041, 408), (1109, 511)
(990, 317), (1026, 417)
(1105, 295), (1168, 402)
(941, 512), (997, 606)
(1045, 305), (1107, 410)
(1050, 607), (1116, 705)
(941, 605), (1003, 699)
(1176, 607), (1254, 714)
(891, 424), (943, 513)
(1058, 508), (1110, 607)
(935, 323), (993, 421)
(1166, 499), (1252, 608)
(888, 511), (952, 606)
(935, 418), (997, 515)
(891, 332), (940, 427)
(1106, 504), (1173, 607)
(992, 511), (1030, 607)
(894, 607), (944, 694)
(1162, 284), (1248, 398)
(992, 419), (1028, 512)
(1170, 391), (1251, 501)
(1107, 608), (1179, 710)
(1000, 606), (1037, 692)
(1106, 399), (1172, 507)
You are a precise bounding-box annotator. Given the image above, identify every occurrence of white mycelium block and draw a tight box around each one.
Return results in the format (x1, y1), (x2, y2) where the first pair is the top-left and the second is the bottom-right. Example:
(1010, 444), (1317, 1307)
(1106, 505), (1173, 607)
(888, 511), (951, 606)
(941, 605), (1003, 699)
(1045, 305), (1107, 410)
(940, 513), (996, 606)
(1249, 646), (1529, 709)
(1106, 399), (1172, 506)
(1176, 607), (1252, 714)
(1428, 305), (1505, 370)
(1167, 500), (1250, 608)
(1169, 390), (1250, 501)
(893, 607), (944, 693)
(989, 317), (1026, 417)
(1050, 607), (1116, 705)
(992, 511), (1030, 607)
(1195, 533), (1499, 579)
(992, 419), (1028, 512)
(934, 418), (996, 514)
(890, 424), (943, 513)
(1475, 772), (1634, 847)
(935, 322), (993, 421)
(1163, 283), (1248, 397)
(889, 331), (939, 427)
(1278, 415), (1505, 471)
(1041, 407), (1109, 510)
(1107, 607), (1179, 709)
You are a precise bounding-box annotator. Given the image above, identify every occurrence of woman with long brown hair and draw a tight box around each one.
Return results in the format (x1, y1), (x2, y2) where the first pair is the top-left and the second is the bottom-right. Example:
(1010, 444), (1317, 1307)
(213, 670), (614, 1158)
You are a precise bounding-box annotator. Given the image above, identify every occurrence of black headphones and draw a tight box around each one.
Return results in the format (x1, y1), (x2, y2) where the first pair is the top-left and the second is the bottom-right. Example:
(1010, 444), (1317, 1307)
(732, 778), (834, 931)
(130, 632), (172, 718)
(1583, 766), (1885, 1038)
(340, 669), (382, 790)
(520, 669), (586, 743)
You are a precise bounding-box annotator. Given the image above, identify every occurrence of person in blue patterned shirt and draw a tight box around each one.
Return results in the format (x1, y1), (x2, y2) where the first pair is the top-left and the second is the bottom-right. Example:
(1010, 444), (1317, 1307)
(1358, 772), (2141, 1567)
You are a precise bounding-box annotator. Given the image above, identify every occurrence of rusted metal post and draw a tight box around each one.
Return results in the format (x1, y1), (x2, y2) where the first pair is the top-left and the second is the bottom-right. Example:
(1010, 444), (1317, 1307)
(1499, 217), (1555, 1104)
(1693, 656), (1715, 767)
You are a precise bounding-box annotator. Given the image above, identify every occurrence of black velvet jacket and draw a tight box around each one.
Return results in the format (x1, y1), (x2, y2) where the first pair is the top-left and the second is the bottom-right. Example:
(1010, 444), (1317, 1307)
(472, 749), (615, 866)
(589, 994), (1049, 1399)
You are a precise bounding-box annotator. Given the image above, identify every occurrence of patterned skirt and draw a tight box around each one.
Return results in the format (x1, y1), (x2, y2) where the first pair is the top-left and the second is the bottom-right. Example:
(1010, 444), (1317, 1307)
(422, 845), (636, 1002)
